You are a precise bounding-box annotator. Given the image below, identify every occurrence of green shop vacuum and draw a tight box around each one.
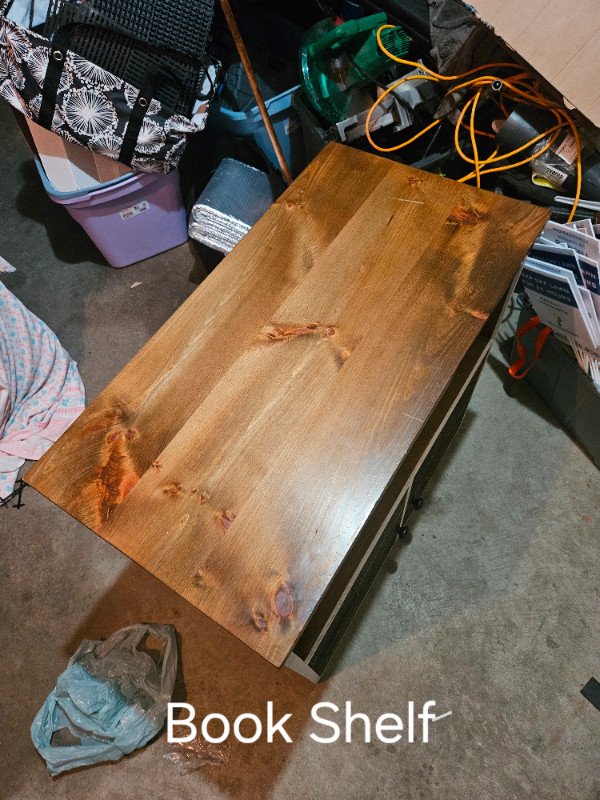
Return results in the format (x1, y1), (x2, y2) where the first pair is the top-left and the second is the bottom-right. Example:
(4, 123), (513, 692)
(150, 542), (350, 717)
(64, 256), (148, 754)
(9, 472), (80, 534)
(299, 12), (410, 125)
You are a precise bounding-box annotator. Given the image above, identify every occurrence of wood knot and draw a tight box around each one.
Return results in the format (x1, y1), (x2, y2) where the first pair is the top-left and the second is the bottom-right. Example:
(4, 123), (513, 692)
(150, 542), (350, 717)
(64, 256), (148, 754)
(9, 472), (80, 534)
(124, 429), (137, 441)
(83, 420), (111, 437)
(152, 462), (162, 470)
(219, 509), (237, 528)
(252, 613), (268, 631)
(164, 483), (182, 495)
(263, 324), (320, 342)
(274, 585), (294, 619)
(95, 432), (140, 523)
(467, 309), (490, 320)
(446, 206), (485, 227)
(197, 491), (210, 504)
(321, 327), (336, 338)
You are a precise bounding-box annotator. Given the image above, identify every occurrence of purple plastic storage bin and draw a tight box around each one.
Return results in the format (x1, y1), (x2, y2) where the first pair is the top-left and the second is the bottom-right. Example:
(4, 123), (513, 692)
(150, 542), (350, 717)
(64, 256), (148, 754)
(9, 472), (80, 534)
(45, 169), (188, 268)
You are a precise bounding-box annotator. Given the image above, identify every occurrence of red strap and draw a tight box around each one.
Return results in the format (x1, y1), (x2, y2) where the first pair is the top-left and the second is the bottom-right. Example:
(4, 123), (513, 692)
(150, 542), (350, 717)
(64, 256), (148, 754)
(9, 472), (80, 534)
(509, 316), (552, 380)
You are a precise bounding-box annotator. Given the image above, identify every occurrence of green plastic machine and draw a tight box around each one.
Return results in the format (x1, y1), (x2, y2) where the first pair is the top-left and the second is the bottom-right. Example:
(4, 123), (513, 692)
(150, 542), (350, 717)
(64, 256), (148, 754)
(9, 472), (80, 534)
(300, 12), (410, 124)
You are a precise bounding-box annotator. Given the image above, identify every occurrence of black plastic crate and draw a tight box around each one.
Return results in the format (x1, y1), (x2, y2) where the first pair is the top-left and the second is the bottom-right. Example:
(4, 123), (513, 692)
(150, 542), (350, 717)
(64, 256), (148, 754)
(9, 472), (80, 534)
(43, 0), (214, 114)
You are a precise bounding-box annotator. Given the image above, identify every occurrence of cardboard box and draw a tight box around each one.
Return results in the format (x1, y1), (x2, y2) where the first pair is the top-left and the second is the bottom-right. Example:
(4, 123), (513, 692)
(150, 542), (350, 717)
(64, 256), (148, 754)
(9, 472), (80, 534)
(466, 0), (600, 127)
(25, 119), (130, 192)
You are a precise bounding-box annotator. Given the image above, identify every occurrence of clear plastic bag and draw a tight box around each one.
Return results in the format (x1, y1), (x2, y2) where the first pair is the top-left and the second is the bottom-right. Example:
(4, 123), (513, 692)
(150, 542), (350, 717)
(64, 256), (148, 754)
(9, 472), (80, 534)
(163, 734), (230, 773)
(31, 623), (177, 776)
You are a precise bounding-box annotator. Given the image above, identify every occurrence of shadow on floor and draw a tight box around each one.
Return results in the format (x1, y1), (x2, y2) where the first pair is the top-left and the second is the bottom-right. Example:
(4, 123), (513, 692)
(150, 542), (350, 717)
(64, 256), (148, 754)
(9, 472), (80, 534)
(15, 160), (107, 267)
(0, 104), (113, 368)
(63, 561), (326, 800)
(490, 341), (561, 426)
(321, 410), (479, 680)
(490, 342), (598, 470)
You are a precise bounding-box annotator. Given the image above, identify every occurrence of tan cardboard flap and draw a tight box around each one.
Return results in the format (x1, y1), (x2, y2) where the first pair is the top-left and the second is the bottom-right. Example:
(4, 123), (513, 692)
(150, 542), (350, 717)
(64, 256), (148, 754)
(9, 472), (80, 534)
(25, 119), (130, 192)
(468, 0), (600, 126)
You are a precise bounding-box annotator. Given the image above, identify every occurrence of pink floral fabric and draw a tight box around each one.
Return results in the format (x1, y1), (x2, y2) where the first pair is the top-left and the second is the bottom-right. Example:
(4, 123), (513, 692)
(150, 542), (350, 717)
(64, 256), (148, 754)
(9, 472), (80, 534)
(0, 278), (85, 498)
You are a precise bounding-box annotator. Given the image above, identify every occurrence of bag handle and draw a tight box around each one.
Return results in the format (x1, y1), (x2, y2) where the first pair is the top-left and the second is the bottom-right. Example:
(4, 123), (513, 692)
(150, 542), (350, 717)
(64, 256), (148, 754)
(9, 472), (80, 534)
(0, 0), (16, 15)
(119, 66), (187, 165)
(38, 45), (183, 164)
(508, 315), (552, 379)
(3, 6), (209, 108)
(38, 19), (206, 119)
(37, 20), (210, 164)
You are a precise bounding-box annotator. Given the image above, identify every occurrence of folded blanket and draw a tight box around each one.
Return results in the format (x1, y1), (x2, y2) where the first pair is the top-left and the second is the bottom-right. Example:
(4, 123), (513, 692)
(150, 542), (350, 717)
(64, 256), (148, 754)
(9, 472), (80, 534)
(0, 272), (85, 499)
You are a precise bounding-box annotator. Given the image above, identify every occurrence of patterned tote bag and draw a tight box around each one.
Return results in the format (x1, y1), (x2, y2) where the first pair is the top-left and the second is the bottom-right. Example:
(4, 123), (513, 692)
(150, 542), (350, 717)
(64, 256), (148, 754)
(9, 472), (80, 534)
(0, 0), (216, 173)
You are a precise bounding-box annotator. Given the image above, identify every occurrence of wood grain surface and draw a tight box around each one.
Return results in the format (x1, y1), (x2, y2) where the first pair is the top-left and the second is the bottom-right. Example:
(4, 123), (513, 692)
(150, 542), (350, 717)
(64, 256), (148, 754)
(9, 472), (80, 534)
(25, 143), (549, 667)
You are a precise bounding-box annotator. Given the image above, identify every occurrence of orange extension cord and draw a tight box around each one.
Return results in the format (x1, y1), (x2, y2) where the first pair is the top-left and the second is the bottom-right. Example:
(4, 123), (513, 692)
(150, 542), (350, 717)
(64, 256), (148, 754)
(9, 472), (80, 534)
(366, 25), (582, 222)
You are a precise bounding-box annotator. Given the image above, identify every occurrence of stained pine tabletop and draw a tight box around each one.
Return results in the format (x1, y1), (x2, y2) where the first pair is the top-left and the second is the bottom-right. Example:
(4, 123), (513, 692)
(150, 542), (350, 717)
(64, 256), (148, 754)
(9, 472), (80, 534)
(26, 143), (549, 666)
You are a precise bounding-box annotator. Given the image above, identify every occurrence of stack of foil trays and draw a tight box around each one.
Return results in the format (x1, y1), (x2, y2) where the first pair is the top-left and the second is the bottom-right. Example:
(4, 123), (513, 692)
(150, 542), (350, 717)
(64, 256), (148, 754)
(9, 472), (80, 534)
(188, 159), (273, 254)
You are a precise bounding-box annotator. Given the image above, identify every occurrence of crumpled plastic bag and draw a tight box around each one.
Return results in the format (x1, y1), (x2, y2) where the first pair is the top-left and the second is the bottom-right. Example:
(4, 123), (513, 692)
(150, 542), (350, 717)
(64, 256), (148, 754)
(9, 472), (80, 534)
(31, 623), (177, 776)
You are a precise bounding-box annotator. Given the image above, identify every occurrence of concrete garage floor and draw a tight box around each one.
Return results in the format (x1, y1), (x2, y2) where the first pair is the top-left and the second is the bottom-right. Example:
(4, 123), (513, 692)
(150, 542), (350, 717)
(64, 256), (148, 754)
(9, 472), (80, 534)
(1, 101), (599, 800)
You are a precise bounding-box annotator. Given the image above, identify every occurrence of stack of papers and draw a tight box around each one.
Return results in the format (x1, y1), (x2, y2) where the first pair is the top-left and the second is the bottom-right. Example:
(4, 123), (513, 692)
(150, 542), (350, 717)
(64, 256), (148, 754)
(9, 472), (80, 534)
(521, 218), (600, 390)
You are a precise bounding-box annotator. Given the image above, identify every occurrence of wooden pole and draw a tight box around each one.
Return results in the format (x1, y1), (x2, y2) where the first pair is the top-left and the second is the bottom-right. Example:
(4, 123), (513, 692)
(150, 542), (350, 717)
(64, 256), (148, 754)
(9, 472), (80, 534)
(218, 0), (293, 185)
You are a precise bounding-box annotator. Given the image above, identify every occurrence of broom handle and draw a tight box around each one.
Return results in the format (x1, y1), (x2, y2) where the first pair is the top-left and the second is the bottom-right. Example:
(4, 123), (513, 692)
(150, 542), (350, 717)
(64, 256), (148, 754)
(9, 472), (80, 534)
(218, 0), (292, 185)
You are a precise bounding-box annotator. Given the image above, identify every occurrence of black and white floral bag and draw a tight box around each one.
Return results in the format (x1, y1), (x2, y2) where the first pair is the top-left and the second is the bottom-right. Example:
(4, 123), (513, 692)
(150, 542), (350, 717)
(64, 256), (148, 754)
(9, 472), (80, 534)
(0, 0), (215, 174)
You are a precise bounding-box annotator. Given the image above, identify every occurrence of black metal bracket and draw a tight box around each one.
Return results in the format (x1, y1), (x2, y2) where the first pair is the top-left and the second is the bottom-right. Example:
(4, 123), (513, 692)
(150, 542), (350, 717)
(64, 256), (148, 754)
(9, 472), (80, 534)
(0, 478), (26, 509)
